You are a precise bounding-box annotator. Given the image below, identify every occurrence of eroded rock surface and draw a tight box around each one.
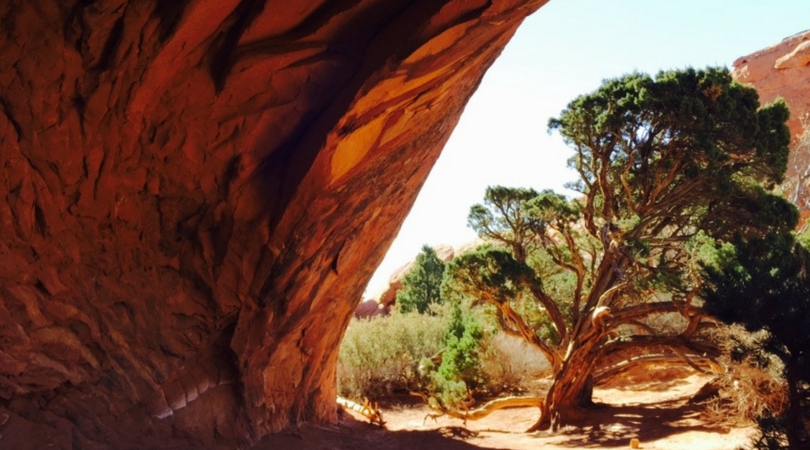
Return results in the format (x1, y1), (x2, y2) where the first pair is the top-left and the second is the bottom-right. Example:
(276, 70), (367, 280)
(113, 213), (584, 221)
(733, 30), (810, 209)
(0, 1), (547, 448)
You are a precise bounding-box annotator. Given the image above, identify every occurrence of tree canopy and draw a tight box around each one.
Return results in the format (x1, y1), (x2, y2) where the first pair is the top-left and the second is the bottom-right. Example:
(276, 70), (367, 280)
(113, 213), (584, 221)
(445, 67), (795, 430)
(397, 245), (447, 314)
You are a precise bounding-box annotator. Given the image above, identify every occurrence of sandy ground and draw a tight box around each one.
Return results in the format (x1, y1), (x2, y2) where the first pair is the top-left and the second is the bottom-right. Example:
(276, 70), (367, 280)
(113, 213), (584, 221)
(259, 374), (755, 450)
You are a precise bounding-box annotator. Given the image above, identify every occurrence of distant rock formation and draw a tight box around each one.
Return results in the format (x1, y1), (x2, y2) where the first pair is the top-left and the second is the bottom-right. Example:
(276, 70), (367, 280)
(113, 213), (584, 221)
(733, 30), (810, 210)
(354, 300), (388, 320)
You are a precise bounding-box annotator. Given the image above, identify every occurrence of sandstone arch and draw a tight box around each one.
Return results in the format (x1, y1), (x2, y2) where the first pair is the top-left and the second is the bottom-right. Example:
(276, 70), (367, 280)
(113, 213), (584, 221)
(0, 0), (547, 447)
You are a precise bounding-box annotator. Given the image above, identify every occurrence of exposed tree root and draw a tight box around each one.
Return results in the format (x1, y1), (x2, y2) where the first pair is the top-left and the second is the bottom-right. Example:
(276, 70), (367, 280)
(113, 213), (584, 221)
(337, 397), (385, 427)
(410, 392), (544, 424)
(407, 354), (722, 432)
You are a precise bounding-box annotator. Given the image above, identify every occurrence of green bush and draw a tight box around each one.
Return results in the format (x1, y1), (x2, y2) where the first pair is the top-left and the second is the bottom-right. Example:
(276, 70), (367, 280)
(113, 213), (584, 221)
(397, 245), (446, 314)
(428, 301), (487, 408)
(337, 308), (446, 399)
(337, 299), (550, 404)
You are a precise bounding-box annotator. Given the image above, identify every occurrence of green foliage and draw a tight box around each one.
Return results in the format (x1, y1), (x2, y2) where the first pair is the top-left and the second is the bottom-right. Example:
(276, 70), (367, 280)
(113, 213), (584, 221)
(439, 302), (485, 387)
(343, 68), (799, 431)
(443, 246), (535, 302)
(425, 301), (488, 408)
(397, 245), (447, 314)
(469, 187), (542, 261)
(482, 66), (795, 302)
(444, 246), (562, 343)
(448, 68), (795, 425)
(339, 298), (537, 404)
(550, 67), (792, 246)
(701, 233), (810, 356)
(701, 234), (810, 447)
(343, 244), (492, 407)
(337, 309), (446, 399)
(469, 188), (580, 264)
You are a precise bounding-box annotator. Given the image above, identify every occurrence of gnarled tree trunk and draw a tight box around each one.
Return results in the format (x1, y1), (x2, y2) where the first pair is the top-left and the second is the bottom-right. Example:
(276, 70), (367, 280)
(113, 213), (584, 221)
(529, 319), (604, 431)
(0, 1), (547, 448)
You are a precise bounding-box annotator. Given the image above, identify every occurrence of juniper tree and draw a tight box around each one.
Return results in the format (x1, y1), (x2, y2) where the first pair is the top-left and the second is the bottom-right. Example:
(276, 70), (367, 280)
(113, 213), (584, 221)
(445, 68), (794, 430)
(397, 245), (447, 314)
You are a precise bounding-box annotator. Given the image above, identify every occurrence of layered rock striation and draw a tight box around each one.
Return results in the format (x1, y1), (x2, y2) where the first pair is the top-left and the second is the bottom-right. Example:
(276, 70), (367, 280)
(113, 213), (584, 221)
(0, 1), (547, 448)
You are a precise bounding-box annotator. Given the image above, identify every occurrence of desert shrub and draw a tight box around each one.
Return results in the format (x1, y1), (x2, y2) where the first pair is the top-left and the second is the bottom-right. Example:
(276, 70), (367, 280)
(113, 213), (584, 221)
(701, 231), (810, 447)
(479, 332), (551, 395)
(337, 308), (446, 399)
(338, 299), (546, 403)
(439, 302), (485, 384)
(424, 301), (487, 408)
(700, 325), (787, 430)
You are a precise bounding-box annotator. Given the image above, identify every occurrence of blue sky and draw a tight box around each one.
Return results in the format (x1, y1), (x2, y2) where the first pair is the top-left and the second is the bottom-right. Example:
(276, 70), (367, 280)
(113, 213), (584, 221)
(365, 0), (810, 296)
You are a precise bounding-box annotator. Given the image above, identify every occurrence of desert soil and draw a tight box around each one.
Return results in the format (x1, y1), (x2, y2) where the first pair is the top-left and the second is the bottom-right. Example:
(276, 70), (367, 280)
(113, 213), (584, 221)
(259, 373), (755, 450)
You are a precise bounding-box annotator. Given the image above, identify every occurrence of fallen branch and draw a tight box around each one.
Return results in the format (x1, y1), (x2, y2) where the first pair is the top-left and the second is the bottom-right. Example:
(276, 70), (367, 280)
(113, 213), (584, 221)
(337, 396), (385, 427)
(410, 392), (544, 424)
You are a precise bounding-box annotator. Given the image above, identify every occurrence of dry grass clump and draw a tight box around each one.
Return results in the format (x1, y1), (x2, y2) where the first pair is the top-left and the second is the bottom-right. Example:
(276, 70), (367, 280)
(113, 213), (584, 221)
(702, 358), (787, 427)
(337, 306), (552, 401)
(337, 310), (446, 400)
(699, 325), (787, 428)
(479, 333), (551, 395)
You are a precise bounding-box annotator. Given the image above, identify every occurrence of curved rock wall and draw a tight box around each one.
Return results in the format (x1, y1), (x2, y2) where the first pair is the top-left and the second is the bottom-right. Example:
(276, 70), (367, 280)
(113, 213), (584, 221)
(0, 0), (547, 447)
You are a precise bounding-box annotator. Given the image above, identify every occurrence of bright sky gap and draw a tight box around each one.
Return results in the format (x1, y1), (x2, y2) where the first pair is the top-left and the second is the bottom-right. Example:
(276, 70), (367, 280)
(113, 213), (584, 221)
(365, 0), (810, 297)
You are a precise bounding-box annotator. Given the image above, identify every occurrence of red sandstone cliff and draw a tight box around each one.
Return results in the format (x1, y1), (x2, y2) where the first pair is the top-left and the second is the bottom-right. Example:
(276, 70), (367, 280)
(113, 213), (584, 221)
(733, 30), (810, 210)
(0, 1), (548, 448)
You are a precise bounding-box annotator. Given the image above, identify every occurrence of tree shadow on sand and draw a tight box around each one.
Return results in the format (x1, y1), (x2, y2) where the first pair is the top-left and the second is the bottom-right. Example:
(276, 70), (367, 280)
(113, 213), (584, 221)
(534, 397), (727, 448)
(257, 376), (740, 450)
